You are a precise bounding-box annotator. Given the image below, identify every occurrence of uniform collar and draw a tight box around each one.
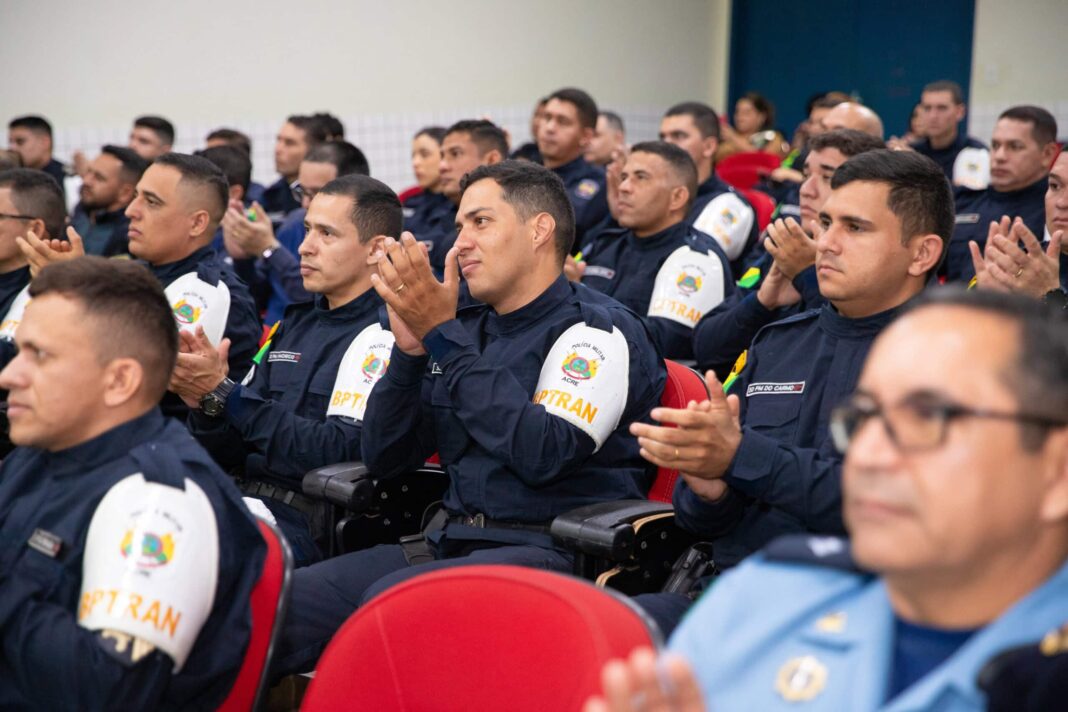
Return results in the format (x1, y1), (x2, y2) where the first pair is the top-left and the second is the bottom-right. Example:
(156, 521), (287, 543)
(40, 409), (166, 478)
(314, 286), (382, 324)
(626, 220), (689, 251)
(485, 274), (572, 335)
(818, 300), (904, 339)
(0, 265), (30, 291)
(990, 175), (1048, 199)
(697, 174), (731, 197)
(551, 155), (591, 178)
(75, 202), (128, 225)
(149, 245), (215, 283)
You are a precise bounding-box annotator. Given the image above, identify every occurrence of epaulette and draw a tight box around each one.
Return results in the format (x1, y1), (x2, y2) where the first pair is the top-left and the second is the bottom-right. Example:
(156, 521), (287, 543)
(762, 534), (868, 575)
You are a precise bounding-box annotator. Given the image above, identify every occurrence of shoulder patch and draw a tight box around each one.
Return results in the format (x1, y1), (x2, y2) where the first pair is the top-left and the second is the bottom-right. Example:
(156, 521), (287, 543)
(164, 272), (232, 346)
(0, 285), (32, 341)
(953, 146), (991, 190)
(763, 535), (865, 574)
(326, 323), (396, 422)
(78, 474), (220, 671)
(575, 178), (601, 200)
(648, 245), (727, 327)
(693, 193), (755, 261)
(532, 322), (629, 450)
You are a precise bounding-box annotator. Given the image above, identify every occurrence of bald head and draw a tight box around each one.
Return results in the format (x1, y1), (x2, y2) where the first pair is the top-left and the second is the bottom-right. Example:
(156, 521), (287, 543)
(822, 102), (885, 140)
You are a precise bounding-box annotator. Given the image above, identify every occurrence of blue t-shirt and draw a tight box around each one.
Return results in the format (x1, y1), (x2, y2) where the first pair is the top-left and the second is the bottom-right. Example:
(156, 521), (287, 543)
(887, 617), (976, 702)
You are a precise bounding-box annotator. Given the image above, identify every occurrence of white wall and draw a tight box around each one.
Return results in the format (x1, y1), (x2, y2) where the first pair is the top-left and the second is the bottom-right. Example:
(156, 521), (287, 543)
(968, 0), (1068, 141)
(0, 0), (731, 188)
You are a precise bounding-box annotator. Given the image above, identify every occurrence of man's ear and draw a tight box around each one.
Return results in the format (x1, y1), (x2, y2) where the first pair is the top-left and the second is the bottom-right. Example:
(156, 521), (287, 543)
(117, 182), (136, 206)
(102, 357), (144, 408)
(1041, 141), (1059, 166)
(701, 136), (719, 162)
(26, 218), (47, 240)
(365, 234), (387, 264)
(907, 234), (944, 277)
(189, 209), (212, 240)
(228, 184), (244, 203)
(531, 212), (557, 254)
(579, 126), (595, 150)
(668, 185), (691, 214)
(484, 149), (504, 166)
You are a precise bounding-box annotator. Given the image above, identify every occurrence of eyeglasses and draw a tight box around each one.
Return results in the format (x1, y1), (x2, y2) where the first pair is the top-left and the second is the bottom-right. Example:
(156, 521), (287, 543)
(0, 212), (34, 221)
(291, 183), (319, 204)
(829, 392), (1068, 454)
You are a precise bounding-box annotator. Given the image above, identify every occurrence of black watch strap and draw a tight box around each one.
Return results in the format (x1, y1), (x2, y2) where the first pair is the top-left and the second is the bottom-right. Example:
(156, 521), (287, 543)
(200, 377), (236, 417)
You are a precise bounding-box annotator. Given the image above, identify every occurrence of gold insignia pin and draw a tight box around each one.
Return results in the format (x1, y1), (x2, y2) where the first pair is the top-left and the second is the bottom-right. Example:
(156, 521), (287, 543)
(1039, 624), (1068, 657)
(775, 655), (828, 702)
(815, 611), (847, 634)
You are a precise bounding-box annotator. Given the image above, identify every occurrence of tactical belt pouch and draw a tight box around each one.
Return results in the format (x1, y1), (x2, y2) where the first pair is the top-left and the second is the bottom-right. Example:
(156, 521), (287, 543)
(661, 543), (718, 600)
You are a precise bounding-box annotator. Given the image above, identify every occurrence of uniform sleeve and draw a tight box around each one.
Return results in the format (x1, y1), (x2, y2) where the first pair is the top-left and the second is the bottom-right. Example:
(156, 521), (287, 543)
(641, 316), (698, 361)
(361, 347), (439, 477)
(692, 193), (756, 263)
(693, 292), (778, 378)
(672, 476), (750, 539)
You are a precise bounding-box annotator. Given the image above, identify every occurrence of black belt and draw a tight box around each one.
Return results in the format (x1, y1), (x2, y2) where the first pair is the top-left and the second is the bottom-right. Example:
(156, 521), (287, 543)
(447, 513), (552, 535)
(238, 480), (320, 518)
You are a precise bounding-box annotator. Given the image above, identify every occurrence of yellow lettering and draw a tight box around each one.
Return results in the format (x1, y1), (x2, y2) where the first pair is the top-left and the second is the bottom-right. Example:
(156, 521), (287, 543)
(581, 401), (598, 424)
(105, 589), (120, 615)
(142, 600), (161, 630)
(331, 391), (344, 406)
(124, 593), (143, 620)
(161, 606), (181, 638)
(533, 389), (547, 405)
(556, 392), (571, 410)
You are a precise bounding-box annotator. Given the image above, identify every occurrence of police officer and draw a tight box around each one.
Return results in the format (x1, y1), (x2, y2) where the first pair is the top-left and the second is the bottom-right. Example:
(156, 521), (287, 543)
(574, 141), (732, 360)
(181, 175), (400, 565)
(980, 622), (1068, 712)
(659, 102), (758, 277)
(409, 119), (508, 275)
(630, 150), (952, 634)
(538, 88), (610, 247)
(19, 153), (262, 419)
(6, 115), (67, 193)
(261, 115), (327, 229)
(402, 126), (449, 241)
(694, 129), (884, 377)
(70, 145), (147, 256)
(220, 140), (369, 325)
(945, 105), (1057, 283)
(586, 289), (1068, 712)
(0, 257), (264, 710)
(274, 160), (665, 674)
(908, 81), (990, 189)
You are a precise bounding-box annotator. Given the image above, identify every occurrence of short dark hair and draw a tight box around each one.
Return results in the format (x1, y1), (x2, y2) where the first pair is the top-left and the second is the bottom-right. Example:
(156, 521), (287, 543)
(630, 141), (698, 211)
(599, 111), (625, 134)
(741, 92), (776, 131)
(831, 150), (953, 276)
(318, 174), (402, 243)
(444, 120), (510, 159)
(460, 160), (575, 263)
(287, 115), (329, 146)
(100, 145), (149, 185)
(0, 168), (67, 239)
(310, 112), (345, 141)
(8, 115), (52, 138)
(906, 287), (1068, 449)
(808, 129), (887, 158)
(664, 102), (721, 140)
(922, 80), (965, 105)
(998, 105), (1058, 146)
(415, 126), (447, 144)
(205, 128), (252, 156)
(152, 152), (229, 225)
(196, 145), (251, 194)
(133, 115), (175, 146)
(30, 257), (178, 401)
(547, 88), (599, 130)
(304, 141), (370, 177)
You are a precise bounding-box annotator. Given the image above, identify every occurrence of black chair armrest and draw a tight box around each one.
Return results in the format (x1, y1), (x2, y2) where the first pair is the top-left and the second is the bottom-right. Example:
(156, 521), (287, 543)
(302, 462), (376, 512)
(551, 500), (674, 561)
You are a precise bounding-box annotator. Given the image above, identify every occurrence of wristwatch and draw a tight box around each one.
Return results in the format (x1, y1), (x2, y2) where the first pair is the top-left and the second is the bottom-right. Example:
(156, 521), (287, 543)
(261, 241), (281, 260)
(199, 377), (236, 417)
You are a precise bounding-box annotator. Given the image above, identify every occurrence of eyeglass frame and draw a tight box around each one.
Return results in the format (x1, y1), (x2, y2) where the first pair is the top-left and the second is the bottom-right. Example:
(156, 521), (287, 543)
(829, 392), (1068, 454)
(0, 212), (35, 221)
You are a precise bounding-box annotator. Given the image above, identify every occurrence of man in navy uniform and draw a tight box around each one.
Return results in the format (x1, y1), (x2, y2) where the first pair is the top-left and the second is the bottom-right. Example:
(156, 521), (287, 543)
(630, 150), (951, 634)
(128, 116), (175, 161)
(71, 145), (148, 257)
(6, 115), (66, 193)
(261, 115), (327, 229)
(0, 257), (264, 710)
(944, 105), (1057, 283)
(180, 175), (401, 565)
(659, 102), (757, 276)
(539, 87), (609, 247)
(274, 160), (665, 673)
(574, 141), (732, 360)
(910, 80), (989, 189)
(587, 289), (1068, 712)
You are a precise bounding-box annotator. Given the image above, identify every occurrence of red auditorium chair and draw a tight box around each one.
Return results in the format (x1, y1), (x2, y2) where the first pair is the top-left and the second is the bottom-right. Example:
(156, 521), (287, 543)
(716, 150), (782, 190)
(300, 565), (660, 711)
(739, 188), (776, 232)
(218, 518), (294, 712)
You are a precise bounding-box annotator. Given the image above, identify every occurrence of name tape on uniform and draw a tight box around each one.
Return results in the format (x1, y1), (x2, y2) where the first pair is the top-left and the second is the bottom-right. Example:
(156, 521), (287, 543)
(746, 381), (806, 396)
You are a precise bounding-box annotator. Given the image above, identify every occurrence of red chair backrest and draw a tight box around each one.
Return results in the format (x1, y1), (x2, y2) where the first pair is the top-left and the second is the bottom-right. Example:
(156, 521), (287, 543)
(301, 565), (657, 711)
(397, 185), (423, 205)
(739, 188), (776, 232)
(716, 151), (783, 190)
(218, 518), (293, 712)
(646, 361), (710, 503)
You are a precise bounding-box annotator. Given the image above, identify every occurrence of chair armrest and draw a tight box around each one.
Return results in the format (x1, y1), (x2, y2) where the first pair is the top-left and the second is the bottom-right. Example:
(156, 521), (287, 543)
(302, 462), (376, 512)
(551, 500), (674, 561)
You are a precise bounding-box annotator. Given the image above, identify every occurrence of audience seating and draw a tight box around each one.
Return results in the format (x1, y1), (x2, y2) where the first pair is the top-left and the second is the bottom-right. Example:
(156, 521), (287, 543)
(717, 151), (783, 190)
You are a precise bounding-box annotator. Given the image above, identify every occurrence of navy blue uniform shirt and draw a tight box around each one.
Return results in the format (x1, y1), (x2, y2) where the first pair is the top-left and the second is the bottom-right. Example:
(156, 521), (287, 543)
(912, 133), (989, 187)
(403, 190), (459, 274)
(675, 302), (902, 567)
(551, 157), (609, 249)
(0, 409), (264, 710)
(362, 275), (665, 547)
(71, 203), (131, 257)
(578, 221), (734, 360)
(260, 176), (301, 229)
(945, 177), (1047, 283)
(189, 288), (385, 488)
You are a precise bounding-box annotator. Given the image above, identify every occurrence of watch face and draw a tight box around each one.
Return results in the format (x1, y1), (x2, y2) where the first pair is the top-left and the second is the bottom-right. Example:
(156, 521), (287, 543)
(200, 395), (223, 417)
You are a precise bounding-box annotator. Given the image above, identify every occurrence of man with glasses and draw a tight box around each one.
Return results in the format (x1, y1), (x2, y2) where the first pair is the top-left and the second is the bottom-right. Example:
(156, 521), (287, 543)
(628, 150), (951, 634)
(586, 289), (1068, 712)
